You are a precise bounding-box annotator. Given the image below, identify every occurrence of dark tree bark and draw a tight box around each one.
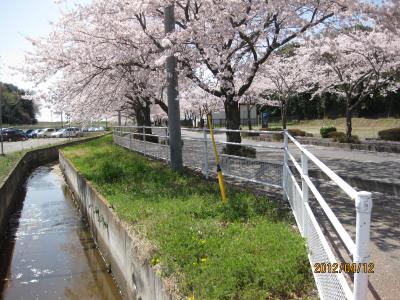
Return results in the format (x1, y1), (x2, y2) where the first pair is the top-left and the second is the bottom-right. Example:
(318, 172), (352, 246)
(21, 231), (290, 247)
(247, 103), (252, 130)
(345, 101), (353, 142)
(281, 99), (288, 129)
(131, 98), (158, 143)
(224, 97), (241, 154)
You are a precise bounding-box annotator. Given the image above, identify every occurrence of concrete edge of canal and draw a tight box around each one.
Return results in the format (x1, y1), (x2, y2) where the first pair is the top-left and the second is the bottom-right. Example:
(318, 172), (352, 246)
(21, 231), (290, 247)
(59, 152), (177, 300)
(0, 134), (108, 245)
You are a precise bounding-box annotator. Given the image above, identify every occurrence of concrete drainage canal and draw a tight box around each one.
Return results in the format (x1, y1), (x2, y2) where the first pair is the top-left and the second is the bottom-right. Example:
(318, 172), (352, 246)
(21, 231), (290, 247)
(0, 163), (122, 300)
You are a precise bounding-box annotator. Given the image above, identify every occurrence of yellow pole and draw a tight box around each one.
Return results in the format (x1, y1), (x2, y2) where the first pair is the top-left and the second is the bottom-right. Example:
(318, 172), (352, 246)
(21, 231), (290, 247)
(207, 114), (227, 203)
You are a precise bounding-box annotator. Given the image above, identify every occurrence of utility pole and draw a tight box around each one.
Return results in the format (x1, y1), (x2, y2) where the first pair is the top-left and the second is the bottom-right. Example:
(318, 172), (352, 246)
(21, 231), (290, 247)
(117, 110), (121, 126)
(61, 111), (64, 128)
(0, 83), (3, 156)
(164, 4), (183, 171)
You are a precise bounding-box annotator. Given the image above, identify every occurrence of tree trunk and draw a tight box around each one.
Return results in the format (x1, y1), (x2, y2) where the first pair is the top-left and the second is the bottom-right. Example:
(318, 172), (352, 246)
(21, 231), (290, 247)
(281, 100), (288, 129)
(134, 102), (157, 143)
(345, 105), (352, 142)
(224, 98), (241, 154)
(247, 104), (252, 130)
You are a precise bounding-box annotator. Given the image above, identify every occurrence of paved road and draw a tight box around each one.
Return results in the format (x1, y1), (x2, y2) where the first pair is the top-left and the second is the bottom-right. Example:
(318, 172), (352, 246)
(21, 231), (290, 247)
(181, 129), (400, 188)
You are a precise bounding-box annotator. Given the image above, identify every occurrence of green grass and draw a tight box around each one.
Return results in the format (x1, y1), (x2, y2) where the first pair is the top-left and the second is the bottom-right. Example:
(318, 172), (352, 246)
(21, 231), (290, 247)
(285, 118), (400, 139)
(0, 133), (107, 184)
(0, 151), (26, 183)
(244, 117), (400, 139)
(63, 136), (314, 299)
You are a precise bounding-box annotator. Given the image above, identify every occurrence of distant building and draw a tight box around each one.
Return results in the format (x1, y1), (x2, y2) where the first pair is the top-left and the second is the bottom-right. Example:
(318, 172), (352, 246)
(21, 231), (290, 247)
(211, 104), (259, 126)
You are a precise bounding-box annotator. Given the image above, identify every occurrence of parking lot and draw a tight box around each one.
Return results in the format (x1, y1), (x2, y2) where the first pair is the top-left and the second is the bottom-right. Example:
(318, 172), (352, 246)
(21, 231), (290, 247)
(0, 138), (71, 154)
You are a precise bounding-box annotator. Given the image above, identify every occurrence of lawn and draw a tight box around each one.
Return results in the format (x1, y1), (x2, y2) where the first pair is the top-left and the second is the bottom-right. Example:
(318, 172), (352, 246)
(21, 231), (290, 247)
(62, 136), (314, 299)
(0, 151), (26, 183)
(0, 133), (106, 183)
(283, 118), (400, 139)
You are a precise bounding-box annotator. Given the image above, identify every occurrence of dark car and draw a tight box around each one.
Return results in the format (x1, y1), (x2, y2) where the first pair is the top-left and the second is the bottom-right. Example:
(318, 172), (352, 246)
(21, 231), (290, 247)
(26, 129), (40, 139)
(29, 129), (43, 138)
(1, 129), (28, 142)
(24, 129), (35, 136)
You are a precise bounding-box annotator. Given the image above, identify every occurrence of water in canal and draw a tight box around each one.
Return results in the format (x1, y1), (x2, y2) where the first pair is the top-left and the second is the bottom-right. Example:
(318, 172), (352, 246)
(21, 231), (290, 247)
(0, 164), (122, 300)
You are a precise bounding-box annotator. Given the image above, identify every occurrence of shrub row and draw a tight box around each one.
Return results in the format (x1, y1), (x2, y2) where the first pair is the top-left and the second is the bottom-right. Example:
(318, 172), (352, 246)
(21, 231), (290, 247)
(326, 131), (360, 144)
(378, 128), (400, 141)
(320, 126), (337, 138)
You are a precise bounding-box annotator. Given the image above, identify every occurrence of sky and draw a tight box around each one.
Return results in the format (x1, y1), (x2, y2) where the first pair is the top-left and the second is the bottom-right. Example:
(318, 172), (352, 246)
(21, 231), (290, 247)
(0, 0), (89, 121)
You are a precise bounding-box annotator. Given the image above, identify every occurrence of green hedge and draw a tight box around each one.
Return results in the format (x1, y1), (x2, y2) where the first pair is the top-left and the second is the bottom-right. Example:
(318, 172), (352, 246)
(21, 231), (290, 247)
(320, 126), (337, 138)
(288, 129), (306, 137)
(327, 131), (360, 144)
(378, 128), (400, 141)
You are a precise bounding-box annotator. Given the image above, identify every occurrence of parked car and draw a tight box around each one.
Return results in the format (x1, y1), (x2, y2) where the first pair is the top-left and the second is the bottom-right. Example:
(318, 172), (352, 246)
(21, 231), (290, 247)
(69, 127), (83, 137)
(51, 127), (82, 138)
(51, 128), (66, 138)
(24, 129), (35, 136)
(37, 128), (56, 138)
(29, 129), (43, 138)
(1, 128), (28, 142)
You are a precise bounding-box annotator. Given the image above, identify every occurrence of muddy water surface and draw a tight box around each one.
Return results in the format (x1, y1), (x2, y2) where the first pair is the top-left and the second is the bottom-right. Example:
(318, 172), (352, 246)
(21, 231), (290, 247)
(0, 164), (122, 300)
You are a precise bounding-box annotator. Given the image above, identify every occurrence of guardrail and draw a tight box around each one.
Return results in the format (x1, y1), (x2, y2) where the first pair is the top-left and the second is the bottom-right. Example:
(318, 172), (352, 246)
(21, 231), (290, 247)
(283, 131), (372, 300)
(113, 126), (372, 300)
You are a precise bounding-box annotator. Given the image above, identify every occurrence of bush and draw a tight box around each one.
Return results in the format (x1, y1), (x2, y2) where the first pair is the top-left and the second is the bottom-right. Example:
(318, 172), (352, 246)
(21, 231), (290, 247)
(264, 127), (283, 131)
(222, 145), (256, 158)
(181, 119), (193, 128)
(272, 133), (283, 141)
(288, 129), (306, 137)
(327, 131), (360, 144)
(132, 132), (159, 143)
(327, 131), (346, 142)
(241, 131), (260, 138)
(305, 132), (314, 137)
(320, 126), (337, 138)
(378, 128), (400, 141)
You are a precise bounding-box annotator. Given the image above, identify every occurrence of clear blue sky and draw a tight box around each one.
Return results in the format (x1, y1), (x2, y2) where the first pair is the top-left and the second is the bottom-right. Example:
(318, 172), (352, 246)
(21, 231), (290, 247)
(0, 0), (89, 121)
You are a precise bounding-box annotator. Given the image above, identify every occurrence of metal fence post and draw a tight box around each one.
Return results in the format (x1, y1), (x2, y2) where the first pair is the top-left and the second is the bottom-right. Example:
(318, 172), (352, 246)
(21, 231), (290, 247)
(283, 130), (288, 190)
(354, 191), (372, 300)
(301, 152), (309, 237)
(164, 127), (169, 162)
(143, 126), (146, 155)
(203, 127), (209, 179)
(129, 127), (132, 149)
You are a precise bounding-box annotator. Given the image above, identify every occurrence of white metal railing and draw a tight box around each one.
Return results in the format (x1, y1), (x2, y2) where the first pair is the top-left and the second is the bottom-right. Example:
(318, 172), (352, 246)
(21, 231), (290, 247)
(283, 130), (372, 300)
(114, 125), (283, 188)
(113, 126), (372, 300)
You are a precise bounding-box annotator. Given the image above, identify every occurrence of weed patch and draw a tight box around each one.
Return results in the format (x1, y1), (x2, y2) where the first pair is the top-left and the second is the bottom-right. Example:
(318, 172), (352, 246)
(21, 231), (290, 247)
(63, 136), (314, 299)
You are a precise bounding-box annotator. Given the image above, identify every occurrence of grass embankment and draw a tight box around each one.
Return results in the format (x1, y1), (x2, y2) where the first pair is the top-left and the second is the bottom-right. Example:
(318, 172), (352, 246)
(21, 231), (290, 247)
(63, 136), (314, 299)
(0, 133), (106, 183)
(0, 151), (26, 183)
(244, 117), (400, 139)
(284, 118), (400, 139)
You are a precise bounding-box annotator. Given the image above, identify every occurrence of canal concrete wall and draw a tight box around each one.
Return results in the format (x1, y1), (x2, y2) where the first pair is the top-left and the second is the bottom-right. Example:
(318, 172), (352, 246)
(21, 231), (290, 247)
(59, 153), (175, 300)
(0, 135), (107, 244)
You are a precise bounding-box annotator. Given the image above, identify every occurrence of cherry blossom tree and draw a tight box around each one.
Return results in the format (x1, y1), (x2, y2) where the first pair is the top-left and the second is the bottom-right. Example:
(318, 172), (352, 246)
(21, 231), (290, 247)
(20, 0), (393, 149)
(303, 27), (400, 141)
(179, 84), (222, 127)
(168, 0), (373, 152)
(252, 51), (310, 129)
